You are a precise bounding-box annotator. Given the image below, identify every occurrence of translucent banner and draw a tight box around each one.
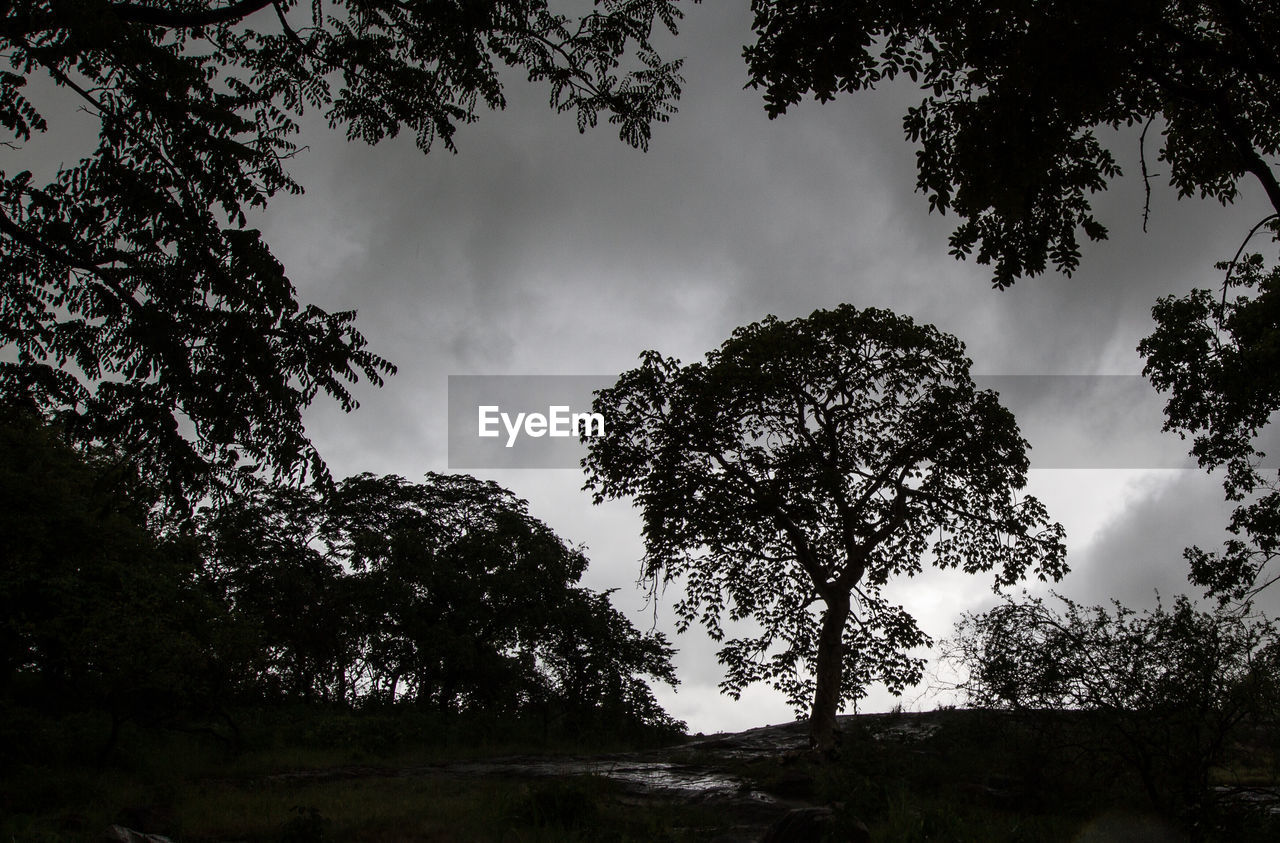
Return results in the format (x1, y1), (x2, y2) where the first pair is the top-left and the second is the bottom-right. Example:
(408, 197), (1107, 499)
(447, 374), (1277, 470)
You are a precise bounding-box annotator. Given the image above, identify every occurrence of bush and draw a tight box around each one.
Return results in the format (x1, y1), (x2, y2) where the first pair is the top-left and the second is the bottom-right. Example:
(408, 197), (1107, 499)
(946, 593), (1280, 821)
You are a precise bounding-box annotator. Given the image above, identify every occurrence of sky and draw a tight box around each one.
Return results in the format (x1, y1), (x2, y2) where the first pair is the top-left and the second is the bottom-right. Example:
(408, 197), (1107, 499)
(45, 4), (1277, 732)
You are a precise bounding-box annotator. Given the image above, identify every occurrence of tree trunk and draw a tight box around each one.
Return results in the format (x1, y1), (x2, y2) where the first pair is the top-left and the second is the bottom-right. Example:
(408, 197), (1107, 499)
(387, 671), (400, 703)
(809, 591), (851, 754)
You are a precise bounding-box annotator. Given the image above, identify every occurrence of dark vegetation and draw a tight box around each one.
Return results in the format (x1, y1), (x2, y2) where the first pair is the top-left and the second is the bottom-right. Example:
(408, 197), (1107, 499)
(583, 304), (1067, 752)
(946, 595), (1280, 829)
(3, 1), (1280, 841)
(6, 704), (1276, 841)
(0, 706), (696, 842)
(784, 708), (1280, 843)
(0, 406), (685, 839)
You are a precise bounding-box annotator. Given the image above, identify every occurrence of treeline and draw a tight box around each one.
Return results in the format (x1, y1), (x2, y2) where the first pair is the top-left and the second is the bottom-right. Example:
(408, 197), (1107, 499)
(0, 409), (683, 759)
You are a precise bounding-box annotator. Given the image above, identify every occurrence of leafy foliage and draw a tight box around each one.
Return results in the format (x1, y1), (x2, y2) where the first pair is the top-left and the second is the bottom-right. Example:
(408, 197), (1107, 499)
(1140, 251), (1280, 600)
(948, 592), (1280, 815)
(583, 304), (1066, 747)
(0, 407), (231, 739)
(743, 0), (1280, 286)
(0, 0), (690, 502)
(201, 470), (683, 731)
(1, 408), (684, 746)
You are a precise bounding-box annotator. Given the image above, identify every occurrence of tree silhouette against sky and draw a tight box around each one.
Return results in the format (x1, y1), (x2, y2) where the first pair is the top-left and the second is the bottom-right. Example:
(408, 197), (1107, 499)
(584, 304), (1067, 751)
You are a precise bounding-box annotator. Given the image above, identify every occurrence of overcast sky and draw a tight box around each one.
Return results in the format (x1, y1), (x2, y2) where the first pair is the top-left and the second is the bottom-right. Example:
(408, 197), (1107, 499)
(228, 4), (1280, 732)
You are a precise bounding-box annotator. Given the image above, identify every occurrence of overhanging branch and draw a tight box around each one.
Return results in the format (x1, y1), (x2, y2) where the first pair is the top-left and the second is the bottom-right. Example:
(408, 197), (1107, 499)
(111, 0), (275, 29)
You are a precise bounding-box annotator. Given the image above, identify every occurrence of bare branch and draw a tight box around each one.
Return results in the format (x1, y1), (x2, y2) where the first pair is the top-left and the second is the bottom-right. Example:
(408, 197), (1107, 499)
(1139, 116), (1158, 233)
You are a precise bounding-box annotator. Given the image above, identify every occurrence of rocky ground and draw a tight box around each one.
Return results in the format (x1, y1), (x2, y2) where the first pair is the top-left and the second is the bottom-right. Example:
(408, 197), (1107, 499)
(248, 713), (933, 841)
(102, 710), (1280, 841)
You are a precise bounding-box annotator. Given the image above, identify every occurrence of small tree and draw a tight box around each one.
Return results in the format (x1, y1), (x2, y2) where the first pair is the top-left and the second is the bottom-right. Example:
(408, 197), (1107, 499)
(947, 593), (1280, 817)
(583, 304), (1066, 751)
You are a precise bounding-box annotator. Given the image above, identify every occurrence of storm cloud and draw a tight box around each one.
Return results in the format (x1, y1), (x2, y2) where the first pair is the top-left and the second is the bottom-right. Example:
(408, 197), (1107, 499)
(231, 4), (1279, 731)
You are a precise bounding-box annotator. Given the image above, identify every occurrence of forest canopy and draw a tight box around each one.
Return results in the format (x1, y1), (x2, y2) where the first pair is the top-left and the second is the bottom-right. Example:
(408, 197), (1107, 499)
(0, 410), (683, 753)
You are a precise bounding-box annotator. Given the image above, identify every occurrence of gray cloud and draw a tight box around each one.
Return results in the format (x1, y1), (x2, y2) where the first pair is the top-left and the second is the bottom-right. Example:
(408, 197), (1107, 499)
(11, 3), (1273, 731)
(250, 4), (1280, 729)
(17, 4), (1255, 730)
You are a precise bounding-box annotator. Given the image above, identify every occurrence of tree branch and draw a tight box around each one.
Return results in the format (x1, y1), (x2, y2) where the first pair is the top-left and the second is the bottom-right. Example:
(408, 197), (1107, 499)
(1139, 116), (1158, 233)
(705, 449), (831, 593)
(1234, 136), (1280, 218)
(1144, 66), (1280, 217)
(0, 203), (98, 273)
(0, 203), (146, 321)
(1219, 211), (1280, 323)
(271, 0), (307, 53)
(111, 0), (275, 29)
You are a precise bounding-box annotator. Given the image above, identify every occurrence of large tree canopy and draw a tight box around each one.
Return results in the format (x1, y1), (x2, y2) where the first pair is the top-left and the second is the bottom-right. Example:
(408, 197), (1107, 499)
(0, 407), (231, 739)
(0, 0), (689, 503)
(200, 470), (683, 731)
(743, 0), (1280, 287)
(583, 304), (1067, 751)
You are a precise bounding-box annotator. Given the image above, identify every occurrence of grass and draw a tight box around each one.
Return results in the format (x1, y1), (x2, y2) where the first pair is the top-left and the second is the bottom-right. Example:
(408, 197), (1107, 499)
(2, 765), (734, 842)
(177, 775), (556, 841)
(0, 707), (706, 842)
(3, 705), (1278, 841)
(704, 708), (1280, 842)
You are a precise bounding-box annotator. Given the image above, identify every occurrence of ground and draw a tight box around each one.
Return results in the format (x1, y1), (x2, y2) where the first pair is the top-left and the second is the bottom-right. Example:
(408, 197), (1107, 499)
(3, 709), (1278, 841)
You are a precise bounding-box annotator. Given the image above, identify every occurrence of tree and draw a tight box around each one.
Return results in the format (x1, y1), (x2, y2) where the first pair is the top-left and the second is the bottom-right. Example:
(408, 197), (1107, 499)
(1140, 252), (1280, 601)
(321, 472), (605, 712)
(0, 407), (232, 753)
(948, 592), (1280, 816)
(742, 0), (1280, 287)
(582, 304), (1067, 751)
(0, 0), (689, 503)
(198, 480), (354, 703)
(199, 470), (682, 731)
(535, 586), (683, 735)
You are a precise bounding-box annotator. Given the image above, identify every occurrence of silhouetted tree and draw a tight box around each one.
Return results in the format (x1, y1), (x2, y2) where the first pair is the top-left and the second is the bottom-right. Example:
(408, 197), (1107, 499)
(200, 471), (682, 730)
(1141, 253), (1280, 601)
(323, 473), (598, 711)
(535, 586), (682, 733)
(948, 593), (1280, 817)
(0, 407), (230, 750)
(582, 304), (1066, 751)
(0, 1), (689, 502)
(198, 481), (354, 703)
(743, 0), (1280, 286)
